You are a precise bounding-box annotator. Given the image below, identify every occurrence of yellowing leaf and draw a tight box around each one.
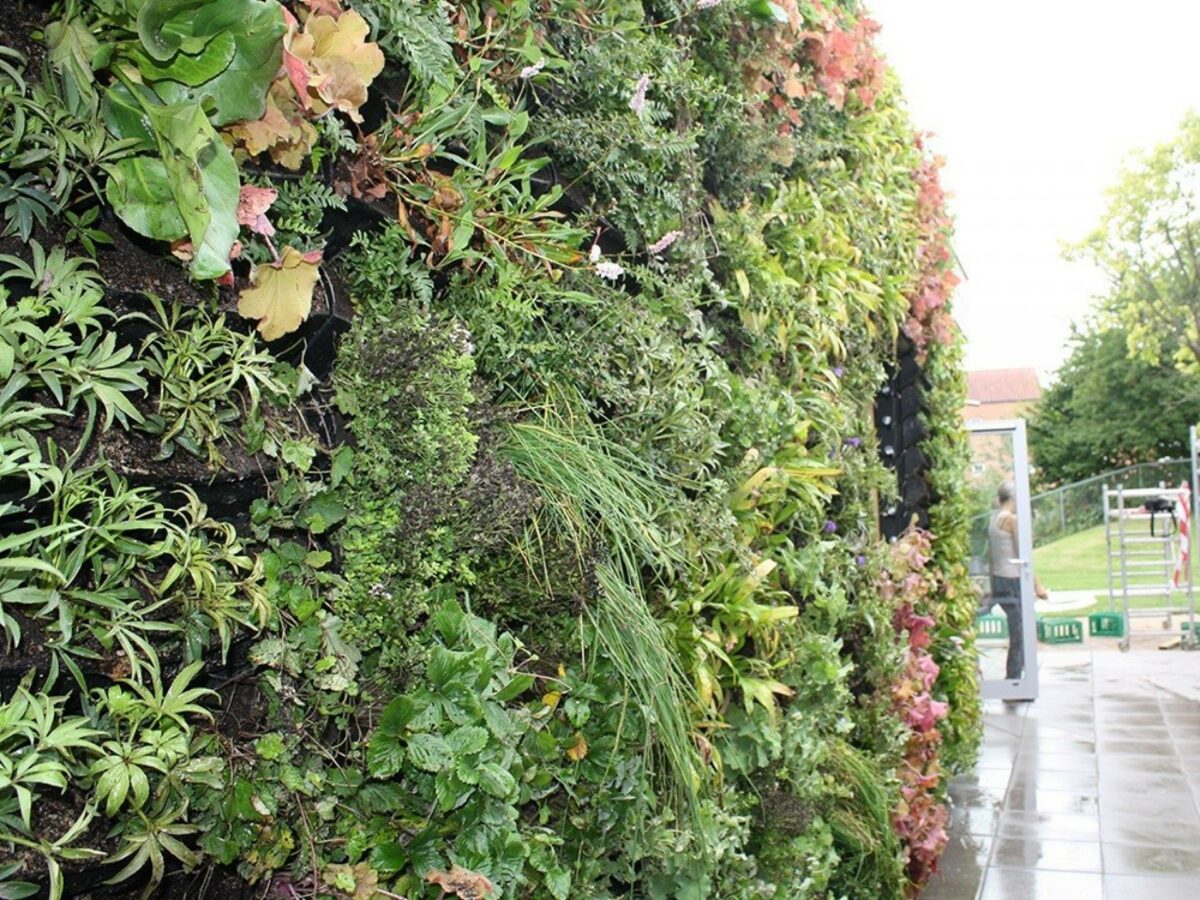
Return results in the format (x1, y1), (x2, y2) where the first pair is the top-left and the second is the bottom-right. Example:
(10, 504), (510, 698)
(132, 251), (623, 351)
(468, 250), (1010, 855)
(541, 690), (561, 710)
(426, 864), (495, 899)
(288, 10), (383, 123)
(238, 246), (322, 341)
(566, 732), (588, 762)
(227, 79), (318, 170)
(734, 268), (751, 300)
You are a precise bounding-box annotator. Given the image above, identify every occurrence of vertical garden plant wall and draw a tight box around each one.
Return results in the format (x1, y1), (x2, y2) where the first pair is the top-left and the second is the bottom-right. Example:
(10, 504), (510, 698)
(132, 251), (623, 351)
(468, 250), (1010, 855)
(0, 1), (979, 898)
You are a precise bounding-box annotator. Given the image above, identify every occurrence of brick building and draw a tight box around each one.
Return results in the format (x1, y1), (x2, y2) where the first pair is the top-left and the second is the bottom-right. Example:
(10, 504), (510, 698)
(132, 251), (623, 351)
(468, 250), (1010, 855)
(963, 368), (1041, 422)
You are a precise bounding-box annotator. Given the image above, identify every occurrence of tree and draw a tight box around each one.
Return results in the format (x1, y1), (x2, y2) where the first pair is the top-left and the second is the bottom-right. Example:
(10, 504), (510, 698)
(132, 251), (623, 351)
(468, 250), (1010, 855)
(1028, 325), (1200, 487)
(1074, 112), (1200, 371)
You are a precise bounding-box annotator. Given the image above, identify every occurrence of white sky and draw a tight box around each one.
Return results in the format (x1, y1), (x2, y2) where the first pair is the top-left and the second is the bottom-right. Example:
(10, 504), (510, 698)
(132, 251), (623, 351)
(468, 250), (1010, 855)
(868, 0), (1200, 379)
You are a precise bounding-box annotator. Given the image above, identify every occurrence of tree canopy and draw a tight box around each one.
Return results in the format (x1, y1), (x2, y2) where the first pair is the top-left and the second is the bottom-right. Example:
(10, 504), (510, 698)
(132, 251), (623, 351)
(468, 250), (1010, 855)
(1074, 112), (1200, 372)
(1028, 325), (1200, 487)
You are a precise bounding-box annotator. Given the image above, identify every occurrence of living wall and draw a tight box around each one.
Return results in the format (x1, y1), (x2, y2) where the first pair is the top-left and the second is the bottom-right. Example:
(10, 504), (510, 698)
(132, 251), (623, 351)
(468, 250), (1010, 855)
(0, 1), (978, 898)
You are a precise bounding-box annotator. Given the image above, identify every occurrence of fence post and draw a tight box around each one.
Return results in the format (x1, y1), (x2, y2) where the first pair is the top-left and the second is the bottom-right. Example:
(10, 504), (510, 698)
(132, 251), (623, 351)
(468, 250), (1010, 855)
(1059, 490), (1066, 535)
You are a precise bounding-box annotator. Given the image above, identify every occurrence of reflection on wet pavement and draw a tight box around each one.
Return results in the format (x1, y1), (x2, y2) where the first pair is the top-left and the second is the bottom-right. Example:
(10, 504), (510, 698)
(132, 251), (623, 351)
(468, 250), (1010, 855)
(920, 651), (1200, 899)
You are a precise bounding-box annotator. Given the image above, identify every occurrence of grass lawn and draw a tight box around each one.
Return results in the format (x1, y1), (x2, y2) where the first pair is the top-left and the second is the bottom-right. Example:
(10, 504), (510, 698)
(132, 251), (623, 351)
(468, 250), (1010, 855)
(1031, 523), (1196, 617)
(1034, 524), (1109, 591)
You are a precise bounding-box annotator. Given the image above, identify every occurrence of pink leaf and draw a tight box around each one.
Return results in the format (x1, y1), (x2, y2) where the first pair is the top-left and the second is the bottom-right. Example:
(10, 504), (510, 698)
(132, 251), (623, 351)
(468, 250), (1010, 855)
(237, 186), (279, 238)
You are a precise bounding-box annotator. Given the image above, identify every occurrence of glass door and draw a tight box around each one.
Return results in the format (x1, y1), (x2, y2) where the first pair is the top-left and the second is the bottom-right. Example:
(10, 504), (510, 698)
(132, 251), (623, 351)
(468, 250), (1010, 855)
(966, 419), (1039, 701)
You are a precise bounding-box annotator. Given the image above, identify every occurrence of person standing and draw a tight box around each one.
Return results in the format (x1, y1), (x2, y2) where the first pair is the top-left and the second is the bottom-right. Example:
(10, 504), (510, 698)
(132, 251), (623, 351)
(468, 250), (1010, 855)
(988, 482), (1048, 680)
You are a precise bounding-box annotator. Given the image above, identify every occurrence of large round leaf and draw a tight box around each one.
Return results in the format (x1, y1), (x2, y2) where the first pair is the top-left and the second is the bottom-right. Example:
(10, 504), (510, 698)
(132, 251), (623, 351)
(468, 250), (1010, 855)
(131, 30), (237, 86)
(104, 156), (188, 242)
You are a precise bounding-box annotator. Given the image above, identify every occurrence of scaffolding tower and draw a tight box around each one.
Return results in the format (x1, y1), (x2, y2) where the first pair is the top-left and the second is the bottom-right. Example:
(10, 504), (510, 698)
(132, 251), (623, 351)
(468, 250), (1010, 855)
(1104, 483), (1197, 651)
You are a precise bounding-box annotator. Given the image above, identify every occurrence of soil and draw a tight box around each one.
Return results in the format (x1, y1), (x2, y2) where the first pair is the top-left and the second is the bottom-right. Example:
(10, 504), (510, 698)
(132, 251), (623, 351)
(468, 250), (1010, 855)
(93, 224), (212, 308)
(8, 785), (122, 892)
(0, 1), (50, 77)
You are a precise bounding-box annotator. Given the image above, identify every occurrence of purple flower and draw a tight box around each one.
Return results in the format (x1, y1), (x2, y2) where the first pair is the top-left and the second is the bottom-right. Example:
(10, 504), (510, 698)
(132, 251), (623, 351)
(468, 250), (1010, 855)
(629, 74), (650, 114)
(823, 520), (838, 534)
(855, 554), (867, 567)
(833, 366), (845, 378)
(844, 436), (862, 448)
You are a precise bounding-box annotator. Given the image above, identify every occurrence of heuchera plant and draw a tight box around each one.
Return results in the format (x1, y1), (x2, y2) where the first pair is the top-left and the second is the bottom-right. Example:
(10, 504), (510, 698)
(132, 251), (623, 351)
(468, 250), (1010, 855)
(880, 529), (950, 893)
(904, 136), (960, 358)
(738, 0), (886, 163)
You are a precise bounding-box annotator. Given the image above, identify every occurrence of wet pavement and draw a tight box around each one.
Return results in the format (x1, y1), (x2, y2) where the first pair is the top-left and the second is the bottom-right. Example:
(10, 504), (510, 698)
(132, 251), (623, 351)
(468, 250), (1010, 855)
(922, 650), (1200, 899)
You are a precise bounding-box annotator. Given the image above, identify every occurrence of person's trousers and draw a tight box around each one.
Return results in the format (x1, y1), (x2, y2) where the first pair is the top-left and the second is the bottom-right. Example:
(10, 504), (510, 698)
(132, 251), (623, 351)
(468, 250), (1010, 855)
(991, 576), (1024, 680)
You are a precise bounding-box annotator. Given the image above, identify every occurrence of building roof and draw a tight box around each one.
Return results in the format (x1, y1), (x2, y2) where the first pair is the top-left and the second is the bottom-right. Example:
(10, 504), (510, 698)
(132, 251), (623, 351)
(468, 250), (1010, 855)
(966, 368), (1042, 405)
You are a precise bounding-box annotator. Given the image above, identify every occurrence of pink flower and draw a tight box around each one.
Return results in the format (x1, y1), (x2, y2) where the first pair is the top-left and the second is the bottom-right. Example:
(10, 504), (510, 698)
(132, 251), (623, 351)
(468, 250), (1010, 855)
(629, 75), (650, 114)
(519, 60), (545, 79)
(648, 230), (682, 255)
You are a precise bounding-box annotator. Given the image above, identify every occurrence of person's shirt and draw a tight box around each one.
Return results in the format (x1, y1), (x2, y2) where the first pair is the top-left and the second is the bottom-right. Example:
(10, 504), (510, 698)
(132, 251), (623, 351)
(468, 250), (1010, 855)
(988, 509), (1021, 578)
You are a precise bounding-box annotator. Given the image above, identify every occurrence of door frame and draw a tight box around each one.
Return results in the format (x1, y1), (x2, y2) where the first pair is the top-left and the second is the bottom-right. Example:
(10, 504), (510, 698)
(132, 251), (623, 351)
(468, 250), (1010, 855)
(968, 418), (1039, 702)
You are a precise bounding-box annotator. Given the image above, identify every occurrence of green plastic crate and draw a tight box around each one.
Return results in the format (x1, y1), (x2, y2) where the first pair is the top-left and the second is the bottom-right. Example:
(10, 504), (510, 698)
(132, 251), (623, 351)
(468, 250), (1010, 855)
(1037, 617), (1084, 644)
(975, 614), (1009, 639)
(1088, 612), (1124, 638)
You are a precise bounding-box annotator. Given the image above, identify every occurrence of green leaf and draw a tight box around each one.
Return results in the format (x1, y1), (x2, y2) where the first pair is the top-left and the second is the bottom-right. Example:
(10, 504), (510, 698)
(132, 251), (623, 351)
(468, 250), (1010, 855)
(476, 762), (516, 799)
(101, 83), (157, 147)
(103, 157), (188, 242)
(493, 673), (535, 702)
(379, 696), (420, 734)
(433, 771), (469, 812)
(366, 731), (404, 778)
(304, 550), (332, 569)
(255, 733), (287, 761)
(545, 867), (571, 900)
(427, 646), (471, 689)
(132, 31), (237, 87)
(137, 0), (214, 61)
(369, 841), (407, 876)
(357, 783), (407, 814)
(144, 101), (239, 279)
(405, 733), (451, 773)
(0, 883), (39, 900)
(153, 0), (286, 125)
(445, 724), (489, 755)
(481, 702), (513, 740)
(103, 96), (240, 279)
(301, 491), (347, 535)
(128, 764), (150, 809)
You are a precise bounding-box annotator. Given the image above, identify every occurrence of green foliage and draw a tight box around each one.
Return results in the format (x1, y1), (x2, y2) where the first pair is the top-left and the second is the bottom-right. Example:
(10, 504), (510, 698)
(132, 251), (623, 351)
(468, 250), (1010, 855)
(922, 333), (982, 773)
(1030, 324), (1200, 487)
(357, 0), (455, 91)
(76, 0), (285, 278)
(1074, 110), (1200, 372)
(0, 0), (979, 896)
(136, 295), (291, 466)
(0, 676), (100, 834)
(0, 243), (146, 433)
(334, 312), (477, 492)
(0, 46), (129, 242)
(259, 171), (346, 252)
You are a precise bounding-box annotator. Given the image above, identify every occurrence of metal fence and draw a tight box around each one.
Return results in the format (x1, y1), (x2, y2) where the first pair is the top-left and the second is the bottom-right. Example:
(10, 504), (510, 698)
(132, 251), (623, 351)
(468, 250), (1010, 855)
(1030, 459), (1193, 547)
